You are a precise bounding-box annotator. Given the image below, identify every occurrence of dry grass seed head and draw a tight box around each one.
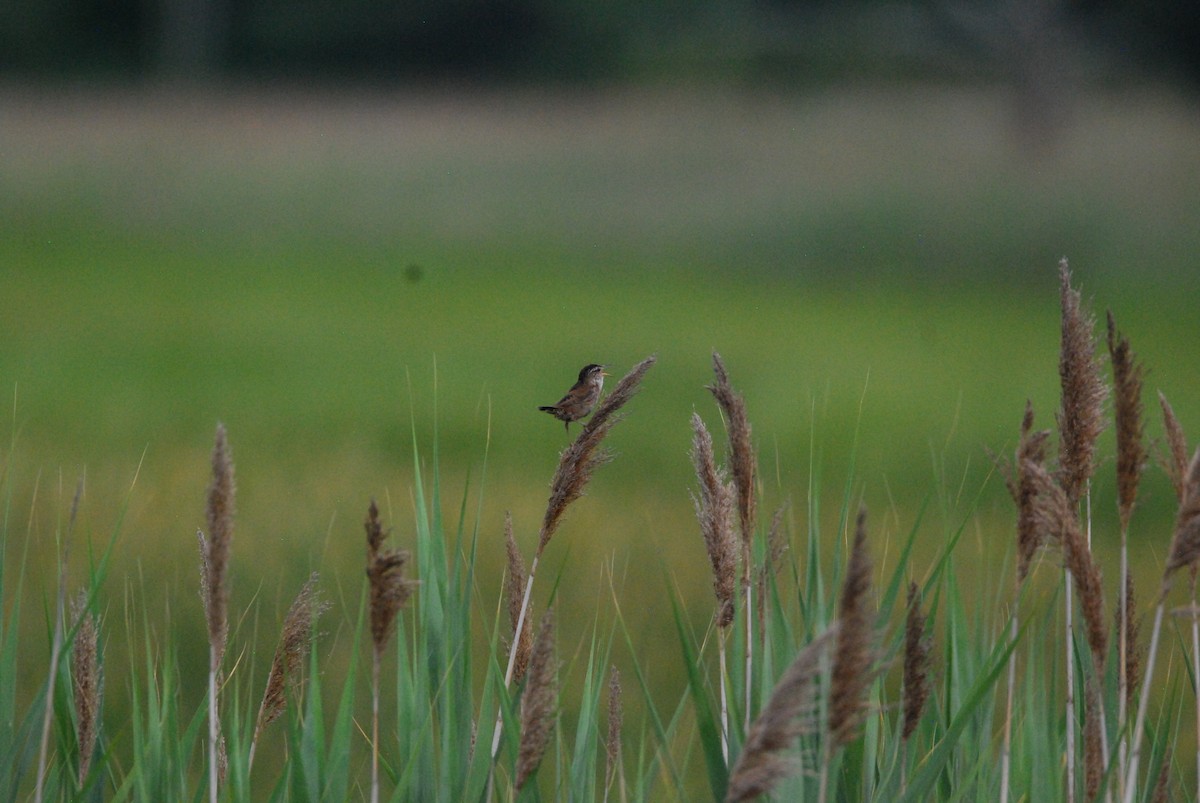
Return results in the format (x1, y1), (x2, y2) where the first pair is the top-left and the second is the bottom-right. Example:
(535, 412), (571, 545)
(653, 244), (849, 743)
(606, 666), (623, 793)
(1159, 391), (1189, 503)
(830, 507), (876, 747)
(1083, 674), (1103, 800)
(707, 352), (758, 543)
(503, 512), (534, 682)
(538, 356), (656, 558)
(1164, 447), (1200, 582)
(365, 500), (416, 656)
(202, 422), (236, 668)
(1007, 401), (1053, 582)
(1120, 571), (1142, 715)
(70, 590), (100, 784)
(902, 581), (931, 741)
(1056, 259), (1109, 506)
(257, 573), (328, 733)
(725, 626), (837, 803)
(690, 413), (738, 628)
(515, 608), (558, 791)
(1107, 311), (1147, 528)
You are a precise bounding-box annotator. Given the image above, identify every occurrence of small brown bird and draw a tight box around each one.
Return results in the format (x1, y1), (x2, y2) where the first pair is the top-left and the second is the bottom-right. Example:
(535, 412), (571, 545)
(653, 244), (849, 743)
(539, 364), (607, 433)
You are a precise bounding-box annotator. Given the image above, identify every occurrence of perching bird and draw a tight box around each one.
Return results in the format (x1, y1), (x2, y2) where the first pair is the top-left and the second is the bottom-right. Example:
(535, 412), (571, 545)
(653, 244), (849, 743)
(539, 364), (607, 433)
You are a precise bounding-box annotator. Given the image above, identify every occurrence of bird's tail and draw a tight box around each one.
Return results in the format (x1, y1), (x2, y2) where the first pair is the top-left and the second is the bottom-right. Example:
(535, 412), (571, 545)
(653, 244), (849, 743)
(538, 406), (557, 413)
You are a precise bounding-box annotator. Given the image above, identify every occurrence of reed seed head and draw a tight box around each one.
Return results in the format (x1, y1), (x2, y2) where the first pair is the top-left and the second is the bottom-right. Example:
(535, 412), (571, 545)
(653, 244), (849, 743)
(1083, 674), (1103, 800)
(201, 422), (235, 670)
(725, 626), (836, 802)
(515, 608), (558, 791)
(538, 356), (656, 558)
(1158, 391), (1189, 503)
(70, 591), (100, 786)
(504, 512), (534, 682)
(255, 573), (327, 736)
(1056, 259), (1109, 506)
(690, 412), (738, 628)
(606, 666), (623, 795)
(1107, 310), (1146, 529)
(1120, 571), (1141, 716)
(1164, 447), (1200, 582)
(830, 507), (876, 747)
(1003, 401), (1053, 582)
(902, 581), (931, 741)
(707, 352), (758, 544)
(366, 500), (416, 657)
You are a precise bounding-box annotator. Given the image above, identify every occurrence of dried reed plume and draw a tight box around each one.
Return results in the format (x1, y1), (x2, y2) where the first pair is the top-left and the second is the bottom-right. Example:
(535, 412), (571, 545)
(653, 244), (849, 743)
(1121, 572), (1142, 714)
(829, 507), (876, 748)
(1150, 745), (1173, 803)
(515, 608), (558, 791)
(1108, 311), (1146, 528)
(504, 513), (534, 683)
(366, 500), (415, 656)
(1056, 259), (1108, 506)
(725, 627), (836, 803)
(1159, 392), (1189, 502)
(1164, 448), (1200, 582)
(605, 666), (624, 803)
(999, 401), (1053, 582)
(201, 423), (235, 669)
(198, 425), (235, 803)
(1025, 459), (1108, 665)
(250, 573), (327, 772)
(757, 504), (789, 632)
(1084, 675), (1103, 800)
(690, 413), (737, 629)
(707, 351), (757, 545)
(365, 500), (415, 803)
(902, 582), (930, 741)
(539, 355), (657, 558)
(70, 591), (100, 787)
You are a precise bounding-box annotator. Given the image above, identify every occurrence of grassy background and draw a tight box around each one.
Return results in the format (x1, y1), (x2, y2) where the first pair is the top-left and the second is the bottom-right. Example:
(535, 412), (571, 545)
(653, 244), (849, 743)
(3, 82), (1200, 794)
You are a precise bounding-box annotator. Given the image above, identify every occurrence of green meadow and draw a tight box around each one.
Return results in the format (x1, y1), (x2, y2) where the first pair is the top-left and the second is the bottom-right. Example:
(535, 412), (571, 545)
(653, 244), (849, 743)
(2, 84), (1200, 799)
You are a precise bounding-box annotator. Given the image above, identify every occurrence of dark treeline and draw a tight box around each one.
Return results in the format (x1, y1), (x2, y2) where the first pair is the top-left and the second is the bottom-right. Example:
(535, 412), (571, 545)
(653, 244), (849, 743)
(2, 0), (1198, 87)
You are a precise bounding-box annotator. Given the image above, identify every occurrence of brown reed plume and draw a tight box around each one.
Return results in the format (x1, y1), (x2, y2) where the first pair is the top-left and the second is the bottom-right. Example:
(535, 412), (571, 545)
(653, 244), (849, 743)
(757, 504), (789, 633)
(902, 582), (930, 741)
(1159, 392), (1189, 502)
(605, 666), (625, 803)
(1150, 745), (1173, 803)
(1120, 572), (1142, 716)
(365, 499), (415, 803)
(690, 412), (737, 630)
(725, 627), (836, 803)
(1164, 448), (1200, 581)
(249, 573), (328, 773)
(198, 424), (235, 803)
(998, 401), (1053, 582)
(70, 590), (100, 787)
(1107, 311), (1146, 529)
(707, 351), (757, 544)
(538, 355), (657, 559)
(1084, 674), (1103, 800)
(1056, 258), (1108, 507)
(829, 507), (876, 749)
(515, 608), (558, 791)
(504, 513), (534, 683)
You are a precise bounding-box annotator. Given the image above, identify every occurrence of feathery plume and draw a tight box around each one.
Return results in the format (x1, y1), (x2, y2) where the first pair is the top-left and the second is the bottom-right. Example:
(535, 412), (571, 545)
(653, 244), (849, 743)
(902, 582), (931, 741)
(725, 627), (836, 802)
(539, 356), (656, 558)
(829, 507), (876, 747)
(690, 413), (738, 628)
(1056, 259), (1108, 506)
(707, 352), (757, 543)
(605, 666), (623, 799)
(1108, 311), (1146, 528)
(1083, 675), (1103, 800)
(1164, 447), (1200, 582)
(366, 500), (416, 656)
(1150, 746), (1173, 803)
(202, 423), (236, 668)
(515, 608), (558, 791)
(252, 574), (327, 756)
(504, 513), (534, 682)
(70, 591), (100, 786)
(1000, 401), (1053, 582)
(1121, 572), (1142, 714)
(1025, 460), (1108, 664)
(1159, 392), (1189, 503)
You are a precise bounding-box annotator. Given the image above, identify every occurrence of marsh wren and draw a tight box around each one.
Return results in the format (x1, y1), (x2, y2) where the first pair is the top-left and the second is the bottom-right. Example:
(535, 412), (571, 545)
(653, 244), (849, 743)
(539, 364), (607, 432)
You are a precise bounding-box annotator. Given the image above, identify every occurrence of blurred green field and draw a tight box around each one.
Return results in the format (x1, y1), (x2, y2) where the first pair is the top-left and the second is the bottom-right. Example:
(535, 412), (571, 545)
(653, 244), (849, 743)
(2, 83), (1200, 794)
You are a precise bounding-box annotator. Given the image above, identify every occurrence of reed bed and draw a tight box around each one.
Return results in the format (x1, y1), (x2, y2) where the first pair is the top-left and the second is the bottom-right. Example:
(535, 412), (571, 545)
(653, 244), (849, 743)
(2, 268), (1198, 801)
